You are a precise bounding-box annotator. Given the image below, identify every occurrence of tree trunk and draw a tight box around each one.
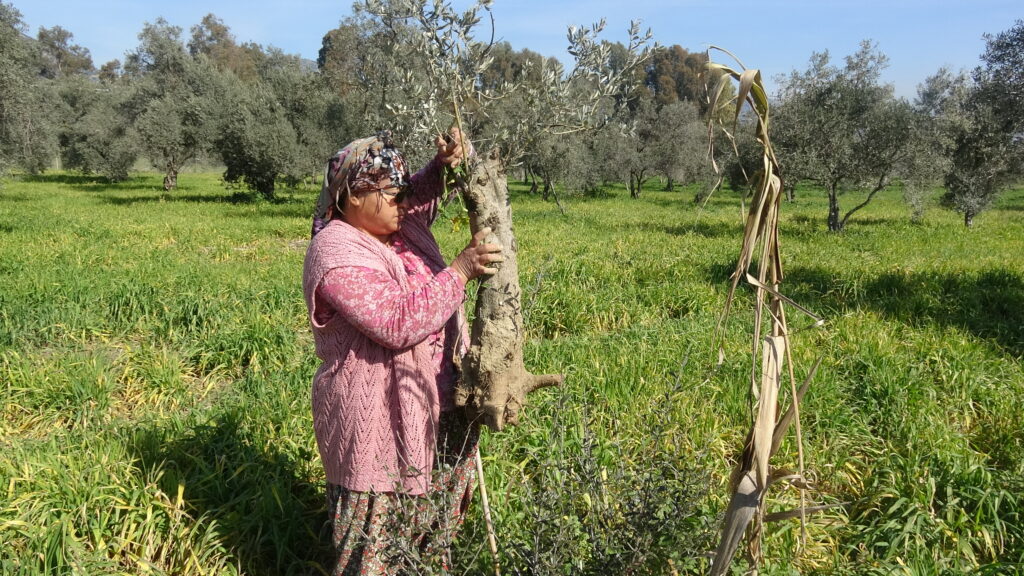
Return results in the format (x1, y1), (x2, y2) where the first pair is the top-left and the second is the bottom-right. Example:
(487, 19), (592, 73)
(549, 185), (566, 216)
(665, 177), (675, 192)
(965, 211), (974, 228)
(163, 165), (179, 191)
(827, 188), (842, 232)
(455, 151), (563, 431)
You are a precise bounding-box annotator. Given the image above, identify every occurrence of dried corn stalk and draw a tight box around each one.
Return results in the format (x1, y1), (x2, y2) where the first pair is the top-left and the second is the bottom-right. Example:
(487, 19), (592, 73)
(704, 47), (826, 575)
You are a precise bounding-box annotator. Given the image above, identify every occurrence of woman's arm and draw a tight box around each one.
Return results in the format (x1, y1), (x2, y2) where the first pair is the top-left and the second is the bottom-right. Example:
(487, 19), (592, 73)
(316, 264), (466, 350)
(402, 156), (447, 228)
(402, 129), (472, 228)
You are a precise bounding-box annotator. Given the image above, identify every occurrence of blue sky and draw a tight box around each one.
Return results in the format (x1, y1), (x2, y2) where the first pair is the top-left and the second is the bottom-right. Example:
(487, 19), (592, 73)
(14, 0), (1022, 99)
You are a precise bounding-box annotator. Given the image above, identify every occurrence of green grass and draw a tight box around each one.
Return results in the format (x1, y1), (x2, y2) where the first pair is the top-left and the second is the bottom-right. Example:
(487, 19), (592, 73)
(1, 171), (1022, 574)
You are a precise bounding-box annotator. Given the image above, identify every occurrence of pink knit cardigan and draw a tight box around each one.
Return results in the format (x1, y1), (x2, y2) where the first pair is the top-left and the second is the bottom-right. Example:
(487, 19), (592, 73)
(302, 166), (467, 495)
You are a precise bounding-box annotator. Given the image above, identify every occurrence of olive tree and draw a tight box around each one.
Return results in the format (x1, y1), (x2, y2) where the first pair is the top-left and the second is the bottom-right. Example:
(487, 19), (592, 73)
(36, 25), (93, 79)
(317, 10), (423, 144)
(214, 47), (343, 199)
(942, 103), (1017, 227)
(931, 20), (1024, 227)
(773, 42), (932, 231)
(607, 97), (658, 198)
(125, 19), (222, 190)
(217, 81), (300, 199)
(0, 2), (59, 175)
(978, 19), (1023, 136)
(57, 75), (139, 181)
(651, 100), (708, 192)
(359, 0), (650, 430)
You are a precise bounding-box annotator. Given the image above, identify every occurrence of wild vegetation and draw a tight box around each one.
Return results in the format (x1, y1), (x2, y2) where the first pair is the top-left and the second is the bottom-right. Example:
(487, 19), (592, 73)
(1, 173), (1022, 574)
(2, 0), (1024, 574)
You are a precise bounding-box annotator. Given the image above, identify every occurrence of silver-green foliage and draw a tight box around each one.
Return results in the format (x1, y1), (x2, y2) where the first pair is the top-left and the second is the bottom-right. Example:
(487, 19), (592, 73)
(124, 19), (224, 190)
(358, 0), (651, 164)
(0, 2), (59, 175)
(56, 75), (139, 181)
(213, 47), (343, 199)
(922, 21), (1024, 228)
(773, 41), (937, 232)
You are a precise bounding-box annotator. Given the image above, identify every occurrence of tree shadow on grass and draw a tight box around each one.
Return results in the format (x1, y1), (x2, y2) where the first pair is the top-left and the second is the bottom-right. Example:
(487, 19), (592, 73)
(98, 193), (243, 206)
(21, 173), (158, 192)
(787, 213), (822, 228)
(640, 219), (741, 239)
(703, 261), (739, 285)
(0, 192), (31, 202)
(644, 194), (738, 211)
(784, 266), (1024, 358)
(130, 407), (330, 576)
(97, 190), (314, 212)
(785, 213), (897, 230)
(222, 202), (314, 221)
(841, 216), (899, 228)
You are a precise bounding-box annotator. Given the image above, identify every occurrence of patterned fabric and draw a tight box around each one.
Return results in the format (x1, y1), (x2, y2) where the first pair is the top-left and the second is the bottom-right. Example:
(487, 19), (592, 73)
(326, 410), (480, 576)
(304, 220), (441, 494)
(313, 131), (411, 238)
(316, 263), (463, 411)
(303, 155), (470, 495)
(306, 139), (477, 572)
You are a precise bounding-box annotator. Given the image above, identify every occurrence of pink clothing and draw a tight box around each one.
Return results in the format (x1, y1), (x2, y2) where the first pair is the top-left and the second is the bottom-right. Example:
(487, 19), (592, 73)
(303, 159), (468, 495)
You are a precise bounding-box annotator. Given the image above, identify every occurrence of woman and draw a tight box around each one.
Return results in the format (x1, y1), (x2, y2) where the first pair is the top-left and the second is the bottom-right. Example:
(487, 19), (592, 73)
(302, 129), (501, 575)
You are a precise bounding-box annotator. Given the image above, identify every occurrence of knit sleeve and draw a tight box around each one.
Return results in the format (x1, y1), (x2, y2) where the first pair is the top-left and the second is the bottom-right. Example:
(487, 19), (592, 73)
(403, 157), (447, 228)
(316, 264), (467, 349)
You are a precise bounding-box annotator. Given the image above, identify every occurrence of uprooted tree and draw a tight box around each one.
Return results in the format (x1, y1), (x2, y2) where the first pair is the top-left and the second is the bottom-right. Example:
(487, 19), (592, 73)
(357, 0), (651, 430)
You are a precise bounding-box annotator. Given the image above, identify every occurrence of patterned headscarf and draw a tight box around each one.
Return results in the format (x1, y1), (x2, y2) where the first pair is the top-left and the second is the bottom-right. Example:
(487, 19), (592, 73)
(312, 131), (410, 237)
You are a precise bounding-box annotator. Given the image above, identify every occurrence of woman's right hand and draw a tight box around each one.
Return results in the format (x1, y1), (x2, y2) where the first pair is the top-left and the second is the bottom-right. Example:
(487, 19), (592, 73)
(451, 227), (504, 282)
(435, 127), (472, 168)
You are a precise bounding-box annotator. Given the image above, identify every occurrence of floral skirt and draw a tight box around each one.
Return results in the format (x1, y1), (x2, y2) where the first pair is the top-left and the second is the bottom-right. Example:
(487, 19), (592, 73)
(326, 410), (480, 576)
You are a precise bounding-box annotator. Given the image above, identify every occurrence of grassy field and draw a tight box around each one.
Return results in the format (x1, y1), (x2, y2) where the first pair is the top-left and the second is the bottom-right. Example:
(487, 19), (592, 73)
(1, 171), (1022, 575)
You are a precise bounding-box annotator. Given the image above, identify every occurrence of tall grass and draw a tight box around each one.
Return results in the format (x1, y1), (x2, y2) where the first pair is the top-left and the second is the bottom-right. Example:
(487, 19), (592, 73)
(1, 172), (1022, 574)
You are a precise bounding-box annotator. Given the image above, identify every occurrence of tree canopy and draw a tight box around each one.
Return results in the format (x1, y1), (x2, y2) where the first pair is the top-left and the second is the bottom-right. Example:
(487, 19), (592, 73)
(922, 20), (1024, 227)
(0, 1), (1018, 220)
(773, 41), (937, 231)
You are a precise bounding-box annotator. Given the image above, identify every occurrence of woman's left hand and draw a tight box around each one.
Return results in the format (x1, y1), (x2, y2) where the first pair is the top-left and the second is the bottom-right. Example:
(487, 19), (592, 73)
(435, 128), (471, 168)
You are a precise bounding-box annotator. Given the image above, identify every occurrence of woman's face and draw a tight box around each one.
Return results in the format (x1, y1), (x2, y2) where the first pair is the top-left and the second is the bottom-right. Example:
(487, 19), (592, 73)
(343, 176), (406, 242)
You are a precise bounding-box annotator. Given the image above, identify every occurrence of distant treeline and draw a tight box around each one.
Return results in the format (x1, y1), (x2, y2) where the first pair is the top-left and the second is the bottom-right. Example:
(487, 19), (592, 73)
(0, 2), (1020, 228)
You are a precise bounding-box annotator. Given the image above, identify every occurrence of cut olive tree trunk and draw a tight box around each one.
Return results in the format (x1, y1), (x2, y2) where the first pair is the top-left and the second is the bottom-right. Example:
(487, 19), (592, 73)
(454, 150), (564, 431)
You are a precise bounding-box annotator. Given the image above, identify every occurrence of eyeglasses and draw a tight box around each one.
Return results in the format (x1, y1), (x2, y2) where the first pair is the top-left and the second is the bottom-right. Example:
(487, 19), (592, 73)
(378, 185), (408, 203)
(356, 184), (408, 204)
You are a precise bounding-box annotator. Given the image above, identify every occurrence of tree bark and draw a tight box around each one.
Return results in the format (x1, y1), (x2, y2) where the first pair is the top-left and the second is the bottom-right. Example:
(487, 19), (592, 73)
(840, 178), (888, 230)
(827, 187), (842, 232)
(454, 151), (564, 431)
(163, 164), (179, 191)
(965, 211), (974, 228)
